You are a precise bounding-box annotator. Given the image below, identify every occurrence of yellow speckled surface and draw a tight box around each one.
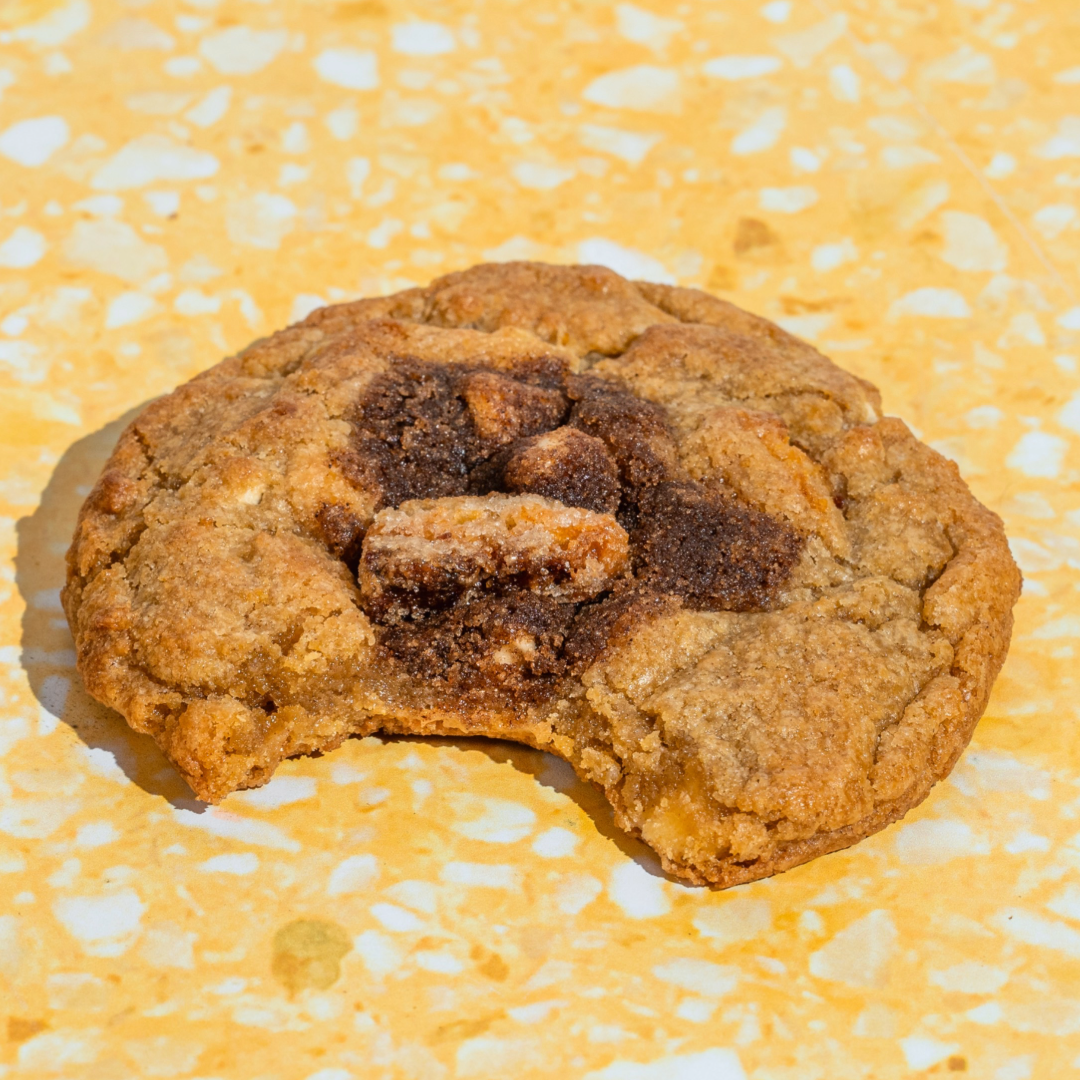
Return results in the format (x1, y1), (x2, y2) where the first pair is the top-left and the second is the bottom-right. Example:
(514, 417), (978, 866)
(1, 0), (1079, 1076)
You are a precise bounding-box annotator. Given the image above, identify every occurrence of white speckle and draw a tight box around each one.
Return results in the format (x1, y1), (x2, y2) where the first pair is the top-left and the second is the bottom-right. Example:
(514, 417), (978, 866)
(732, 107), (786, 155)
(812, 238), (857, 273)
(199, 27), (287, 75)
(358, 786), (390, 808)
(11, 0), (89, 48)
(442, 862), (519, 888)
(164, 56), (201, 78)
(383, 879), (438, 914)
(105, 291), (157, 329)
(609, 861), (669, 919)
(967, 1001), (1003, 1025)
(894, 818), (990, 865)
(882, 145), (941, 168)
(0, 115), (69, 167)
(99, 17), (175, 50)
(0, 226), (47, 268)
(693, 899), (772, 947)
(1032, 615), (1080, 639)
(675, 998), (717, 1023)
(226, 192), (297, 250)
(853, 1003), (896, 1037)
(209, 977), (247, 995)
(995, 1057), (1034, 1080)
(863, 41), (908, 81)
(772, 13), (847, 69)
(1060, 306), (1080, 330)
(366, 218), (402, 249)
(1056, 67), (1080, 85)
(92, 134), (218, 191)
(900, 1038), (961, 1070)
(995, 908), (1080, 958)
(330, 764), (367, 785)
(172, 807), (300, 851)
(289, 293), (325, 323)
(1035, 117), (1080, 160)
(986, 152), (1016, 179)
(126, 90), (192, 116)
(1032, 204), (1077, 240)
(589, 1025), (631, 1043)
(175, 288), (221, 316)
(829, 64), (860, 102)
(64, 218), (168, 284)
(439, 162), (478, 181)
(452, 797), (536, 843)
(186, 85), (232, 128)
(578, 238), (675, 283)
(533, 827), (579, 858)
(1006, 431), (1067, 478)
(2, 312), (28, 336)
(1002, 825), (1045, 851)
(314, 48), (379, 91)
(508, 999), (566, 1024)
(966, 405), (1006, 434)
(18, 1031), (101, 1070)
(809, 910), (897, 988)
(1047, 884), (1080, 922)
(929, 961), (1010, 993)
(199, 852), (259, 875)
(232, 774), (316, 810)
(326, 106), (359, 142)
(759, 186), (818, 213)
(760, 1), (791, 23)
(790, 146), (821, 172)
(652, 958), (739, 997)
(414, 950), (464, 974)
(888, 287), (971, 319)
(940, 210), (1008, 272)
(370, 902), (424, 932)
(952, 751), (1051, 799)
(53, 890), (145, 956)
(779, 311), (835, 338)
(75, 822), (119, 848)
(512, 161), (576, 190)
(343, 156), (370, 199)
(281, 121), (309, 155)
(583, 1047), (747, 1080)
(391, 21), (455, 55)
(144, 190), (180, 216)
(704, 55), (782, 80)
(554, 873), (602, 914)
(1060, 391), (1080, 435)
(577, 124), (660, 166)
(921, 45), (995, 85)
(457, 1038), (544, 1078)
(74, 193), (124, 217)
(582, 65), (680, 112)
(353, 930), (403, 976)
(615, 5), (683, 51)
(327, 854), (379, 896)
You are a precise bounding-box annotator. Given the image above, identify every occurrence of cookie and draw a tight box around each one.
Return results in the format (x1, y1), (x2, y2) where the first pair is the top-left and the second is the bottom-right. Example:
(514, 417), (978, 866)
(63, 262), (1021, 888)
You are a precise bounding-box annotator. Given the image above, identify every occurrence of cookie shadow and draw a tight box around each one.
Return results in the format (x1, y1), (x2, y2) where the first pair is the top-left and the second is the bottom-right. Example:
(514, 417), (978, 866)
(14, 404), (206, 812)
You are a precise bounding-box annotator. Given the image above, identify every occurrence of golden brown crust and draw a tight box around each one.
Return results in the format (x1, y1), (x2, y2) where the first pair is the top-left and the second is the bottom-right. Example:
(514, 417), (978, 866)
(63, 262), (1020, 885)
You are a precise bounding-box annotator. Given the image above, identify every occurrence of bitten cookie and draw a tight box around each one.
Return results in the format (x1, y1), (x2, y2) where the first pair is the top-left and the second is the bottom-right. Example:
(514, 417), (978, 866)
(63, 262), (1021, 888)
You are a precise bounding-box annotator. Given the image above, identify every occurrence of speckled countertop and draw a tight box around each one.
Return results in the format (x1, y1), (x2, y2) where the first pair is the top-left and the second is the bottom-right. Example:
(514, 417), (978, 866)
(1, 1), (1079, 1077)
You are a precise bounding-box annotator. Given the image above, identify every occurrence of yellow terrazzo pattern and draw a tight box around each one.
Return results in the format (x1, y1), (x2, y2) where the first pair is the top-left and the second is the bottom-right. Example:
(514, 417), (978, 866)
(1, 0), (1079, 1076)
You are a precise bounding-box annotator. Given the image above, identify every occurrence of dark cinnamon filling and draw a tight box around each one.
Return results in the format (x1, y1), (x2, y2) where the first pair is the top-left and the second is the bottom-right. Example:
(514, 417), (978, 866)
(331, 357), (803, 699)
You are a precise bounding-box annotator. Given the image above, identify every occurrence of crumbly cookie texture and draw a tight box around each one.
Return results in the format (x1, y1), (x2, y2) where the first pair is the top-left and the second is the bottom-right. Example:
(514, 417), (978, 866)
(63, 262), (1021, 888)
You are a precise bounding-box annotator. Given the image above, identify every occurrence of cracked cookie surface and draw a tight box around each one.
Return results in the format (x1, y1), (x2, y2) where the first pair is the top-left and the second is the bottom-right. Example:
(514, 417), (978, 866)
(63, 261), (1021, 888)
